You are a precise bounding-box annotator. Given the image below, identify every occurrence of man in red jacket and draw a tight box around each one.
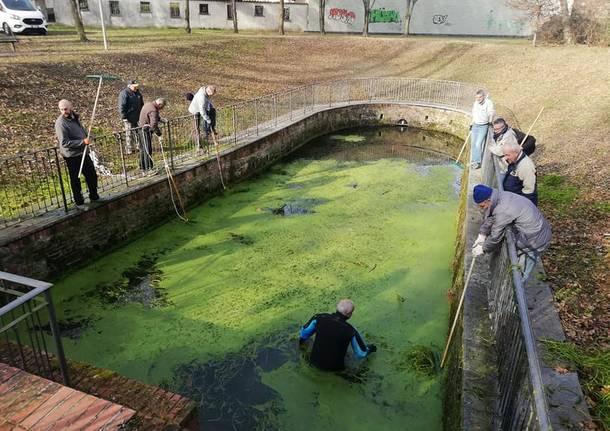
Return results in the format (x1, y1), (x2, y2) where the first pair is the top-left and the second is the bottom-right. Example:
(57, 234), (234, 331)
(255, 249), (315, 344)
(138, 98), (167, 172)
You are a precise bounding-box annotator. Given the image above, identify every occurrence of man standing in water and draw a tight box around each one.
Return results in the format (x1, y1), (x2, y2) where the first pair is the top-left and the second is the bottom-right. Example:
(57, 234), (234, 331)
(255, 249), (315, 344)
(299, 299), (377, 371)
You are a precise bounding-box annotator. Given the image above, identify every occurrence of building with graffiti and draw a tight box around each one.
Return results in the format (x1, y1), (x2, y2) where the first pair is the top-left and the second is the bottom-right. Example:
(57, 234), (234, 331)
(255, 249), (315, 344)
(43, 0), (531, 36)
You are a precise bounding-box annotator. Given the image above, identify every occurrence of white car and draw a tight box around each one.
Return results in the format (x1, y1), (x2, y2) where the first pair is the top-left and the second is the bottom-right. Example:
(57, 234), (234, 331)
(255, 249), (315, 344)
(0, 0), (47, 35)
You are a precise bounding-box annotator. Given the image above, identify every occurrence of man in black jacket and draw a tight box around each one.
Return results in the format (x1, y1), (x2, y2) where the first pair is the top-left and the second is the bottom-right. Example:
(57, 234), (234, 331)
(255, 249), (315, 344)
(55, 99), (99, 209)
(118, 79), (144, 154)
(299, 299), (377, 371)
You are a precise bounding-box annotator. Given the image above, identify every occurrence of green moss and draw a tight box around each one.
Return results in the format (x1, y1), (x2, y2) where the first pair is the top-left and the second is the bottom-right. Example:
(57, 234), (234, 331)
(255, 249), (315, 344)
(543, 340), (610, 428)
(53, 129), (460, 430)
(538, 174), (579, 214)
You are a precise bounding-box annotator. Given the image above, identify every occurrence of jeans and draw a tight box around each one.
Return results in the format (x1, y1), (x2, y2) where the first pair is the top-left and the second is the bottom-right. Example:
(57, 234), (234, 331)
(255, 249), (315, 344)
(470, 124), (489, 164)
(123, 120), (139, 154)
(64, 154), (98, 205)
(518, 249), (538, 283)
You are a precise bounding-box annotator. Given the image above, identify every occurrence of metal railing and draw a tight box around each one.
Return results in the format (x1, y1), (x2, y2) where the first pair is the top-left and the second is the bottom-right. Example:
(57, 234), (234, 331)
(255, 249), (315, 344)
(480, 134), (551, 430)
(0, 271), (70, 386)
(1, 78), (479, 227)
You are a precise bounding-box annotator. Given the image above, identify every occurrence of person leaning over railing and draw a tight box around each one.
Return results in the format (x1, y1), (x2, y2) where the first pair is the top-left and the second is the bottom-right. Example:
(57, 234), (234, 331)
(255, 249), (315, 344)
(138, 97), (167, 173)
(471, 184), (551, 282)
(188, 85), (217, 148)
(502, 141), (538, 206)
(54, 99), (100, 211)
(489, 118), (518, 173)
(469, 89), (495, 170)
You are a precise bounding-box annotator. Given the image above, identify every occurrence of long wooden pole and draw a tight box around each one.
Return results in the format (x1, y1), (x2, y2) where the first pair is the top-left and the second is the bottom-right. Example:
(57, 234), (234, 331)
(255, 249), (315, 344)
(210, 131), (226, 189)
(455, 130), (472, 165)
(519, 106), (544, 147)
(440, 256), (477, 368)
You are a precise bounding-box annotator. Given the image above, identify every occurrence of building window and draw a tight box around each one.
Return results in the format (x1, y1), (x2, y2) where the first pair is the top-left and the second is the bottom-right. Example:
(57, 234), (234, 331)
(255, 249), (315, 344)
(254, 5), (264, 17)
(109, 0), (120, 16)
(140, 1), (151, 13)
(78, 0), (89, 12)
(199, 3), (209, 15)
(283, 7), (290, 21)
(226, 4), (233, 20)
(170, 2), (180, 18)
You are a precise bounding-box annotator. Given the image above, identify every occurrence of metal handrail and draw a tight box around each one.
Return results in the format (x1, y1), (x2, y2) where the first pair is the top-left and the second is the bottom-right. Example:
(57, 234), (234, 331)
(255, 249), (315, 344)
(0, 271), (70, 386)
(484, 138), (552, 429)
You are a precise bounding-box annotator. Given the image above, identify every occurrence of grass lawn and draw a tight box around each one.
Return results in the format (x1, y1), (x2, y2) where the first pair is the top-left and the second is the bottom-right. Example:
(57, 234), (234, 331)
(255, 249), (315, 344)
(1, 25), (608, 428)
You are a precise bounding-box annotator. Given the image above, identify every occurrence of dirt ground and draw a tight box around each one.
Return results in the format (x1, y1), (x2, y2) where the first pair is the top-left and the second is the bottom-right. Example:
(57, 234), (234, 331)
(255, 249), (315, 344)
(1, 26), (609, 426)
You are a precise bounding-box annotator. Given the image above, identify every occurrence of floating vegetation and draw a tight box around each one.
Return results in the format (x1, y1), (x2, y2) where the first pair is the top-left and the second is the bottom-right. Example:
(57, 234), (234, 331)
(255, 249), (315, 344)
(94, 255), (170, 308)
(397, 346), (439, 377)
(330, 134), (367, 143)
(34, 316), (93, 340)
(230, 232), (254, 245)
(263, 198), (327, 217)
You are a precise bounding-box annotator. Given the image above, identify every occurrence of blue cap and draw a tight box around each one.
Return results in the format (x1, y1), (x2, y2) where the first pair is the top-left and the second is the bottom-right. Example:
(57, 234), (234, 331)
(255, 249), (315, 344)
(473, 184), (493, 203)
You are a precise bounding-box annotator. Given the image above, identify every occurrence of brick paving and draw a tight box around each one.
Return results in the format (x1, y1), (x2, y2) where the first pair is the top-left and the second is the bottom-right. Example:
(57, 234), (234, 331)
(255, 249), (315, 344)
(0, 363), (135, 430)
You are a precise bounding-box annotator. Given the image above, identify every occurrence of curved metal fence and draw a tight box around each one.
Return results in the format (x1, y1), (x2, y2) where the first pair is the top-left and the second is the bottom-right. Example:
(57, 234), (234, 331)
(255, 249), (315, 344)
(0, 78), (478, 227)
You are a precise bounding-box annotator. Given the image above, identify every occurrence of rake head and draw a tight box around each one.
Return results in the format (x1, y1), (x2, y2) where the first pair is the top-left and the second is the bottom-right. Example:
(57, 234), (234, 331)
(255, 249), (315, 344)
(85, 74), (120, 81)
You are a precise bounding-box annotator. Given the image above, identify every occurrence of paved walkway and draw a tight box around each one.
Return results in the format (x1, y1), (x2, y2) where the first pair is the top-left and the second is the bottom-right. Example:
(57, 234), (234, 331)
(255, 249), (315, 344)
(0, 363), (135, 431)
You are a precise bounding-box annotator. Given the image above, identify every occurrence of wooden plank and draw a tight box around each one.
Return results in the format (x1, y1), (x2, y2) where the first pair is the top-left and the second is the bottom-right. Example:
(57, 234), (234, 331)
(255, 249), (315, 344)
(29, 391), (86, 431)
(18, 386), (73, 429)
(45, 394), (98, 430)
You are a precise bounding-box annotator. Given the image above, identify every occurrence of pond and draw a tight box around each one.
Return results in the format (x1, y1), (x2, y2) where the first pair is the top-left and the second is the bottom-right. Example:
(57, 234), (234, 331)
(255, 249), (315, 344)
(54, 126), (462, 431)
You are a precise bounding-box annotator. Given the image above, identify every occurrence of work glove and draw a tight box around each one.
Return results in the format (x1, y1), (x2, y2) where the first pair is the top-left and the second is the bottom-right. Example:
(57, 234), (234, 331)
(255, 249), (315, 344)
(122, 119), (130, 125)
(367, 344), (377, 353)
(472, 244), (484, 257)
(206, 118), (212, 125)
(474, 234), (487, 247)
(83, 138), (91, 145)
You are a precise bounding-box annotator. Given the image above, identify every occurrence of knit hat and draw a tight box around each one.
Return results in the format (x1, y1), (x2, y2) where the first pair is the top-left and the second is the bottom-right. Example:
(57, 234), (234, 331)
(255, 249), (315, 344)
(473, 184), (493, 203)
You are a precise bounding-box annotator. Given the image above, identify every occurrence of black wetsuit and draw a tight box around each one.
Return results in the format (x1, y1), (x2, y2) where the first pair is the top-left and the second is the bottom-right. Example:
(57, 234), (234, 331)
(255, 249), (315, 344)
(299, 312), (370, 371)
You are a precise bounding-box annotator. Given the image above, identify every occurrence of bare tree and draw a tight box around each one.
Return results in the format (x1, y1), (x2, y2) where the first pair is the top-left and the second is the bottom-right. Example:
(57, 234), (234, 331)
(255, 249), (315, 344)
(279, 0), (285, 35)
(319, 0), (326, 35)
(557, 0), (573, 43)
(505, 0), (555, 46)
(185, 0), (191, 34)
(403, 0), (418, 36)
(362, 0), (375, 36)
(231, 0), (238, 33)
(68, 0), (88, 42)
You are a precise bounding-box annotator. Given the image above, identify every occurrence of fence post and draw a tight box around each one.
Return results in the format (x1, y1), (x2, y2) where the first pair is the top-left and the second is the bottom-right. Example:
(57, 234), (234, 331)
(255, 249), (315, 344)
(116, 133), (129, 187)
(273, 96), (277, 128)
(166, 121), (175, 170)
(311, 85), (315, 111)
(53, 148), (69, 213)
(255, 99), (259, 136)
(43, 289), (70, 387)
(289, 91), (293, 120)
(232, 106), (237, 144)
(329, 85), (332, 107)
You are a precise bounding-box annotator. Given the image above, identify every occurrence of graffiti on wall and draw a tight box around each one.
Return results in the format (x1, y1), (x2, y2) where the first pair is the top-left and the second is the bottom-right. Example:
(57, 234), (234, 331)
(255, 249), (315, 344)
(432, 14), (448, 25)
(328, 8), (357, 25)
(369, 8), (401, 24)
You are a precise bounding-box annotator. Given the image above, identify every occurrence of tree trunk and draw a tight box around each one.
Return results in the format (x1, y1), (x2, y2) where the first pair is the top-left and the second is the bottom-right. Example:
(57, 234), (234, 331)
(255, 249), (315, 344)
(362, 0), (368, 36)
(185, 0), (191, 33)
(558, 0), (573, 43)
(279, 0), (285, 35)
(232, 0), (238, 33)
(319, 0), (325, 35)
(68, 0), (88, 42)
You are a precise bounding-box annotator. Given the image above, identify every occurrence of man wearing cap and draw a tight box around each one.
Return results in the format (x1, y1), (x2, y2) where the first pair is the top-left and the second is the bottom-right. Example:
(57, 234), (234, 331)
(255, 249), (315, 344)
(55, 99), (99, 209)
(298, 299), (377, 371)
(188, 85), (217, 148)
(118, 79), (144, 154)
(138, 98), (167, 172)
(472, 184), (551, 281)
(502, 141), (538, 206)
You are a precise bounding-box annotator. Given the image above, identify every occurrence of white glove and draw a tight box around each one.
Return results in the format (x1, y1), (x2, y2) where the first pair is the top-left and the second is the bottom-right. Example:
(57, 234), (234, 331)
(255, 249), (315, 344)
(206, 118), (212, 125)
(472, 244), (484, 257)
(474, 234), (487, 246)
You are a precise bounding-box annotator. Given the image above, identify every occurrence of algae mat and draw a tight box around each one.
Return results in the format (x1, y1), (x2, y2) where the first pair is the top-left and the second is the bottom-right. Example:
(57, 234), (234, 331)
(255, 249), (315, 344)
(55, 127), (461, 431)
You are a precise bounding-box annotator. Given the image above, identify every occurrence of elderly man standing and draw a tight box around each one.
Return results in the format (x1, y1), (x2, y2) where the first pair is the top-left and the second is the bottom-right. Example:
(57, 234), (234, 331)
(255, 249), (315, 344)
(188, 85), (217, 147)
(489, 118), (518, 172)
(470, 90), (495, 170)
(118, 79), (144, 155)
(138, 98), (167, 172)
(472, 184), (551, 281)
(502, 141), (538, 206)
(299, 299), (377, 371)
(55, 99), (99, 210)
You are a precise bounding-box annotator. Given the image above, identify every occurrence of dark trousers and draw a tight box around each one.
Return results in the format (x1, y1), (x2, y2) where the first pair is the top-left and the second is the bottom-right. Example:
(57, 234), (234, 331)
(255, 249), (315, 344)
(64, 154), (98, 205)
(139, 128), (155, 171)
(204, 107), (217, 137)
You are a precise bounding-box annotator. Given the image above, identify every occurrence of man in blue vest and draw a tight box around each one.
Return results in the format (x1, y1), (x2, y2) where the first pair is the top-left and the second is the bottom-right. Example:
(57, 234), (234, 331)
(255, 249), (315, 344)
(502, 141), (538, 206)
(299, 299), (377, 371)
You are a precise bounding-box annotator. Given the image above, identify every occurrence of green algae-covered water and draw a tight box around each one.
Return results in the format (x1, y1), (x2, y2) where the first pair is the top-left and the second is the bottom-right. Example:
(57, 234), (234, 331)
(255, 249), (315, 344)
(54, 126), (461, 431)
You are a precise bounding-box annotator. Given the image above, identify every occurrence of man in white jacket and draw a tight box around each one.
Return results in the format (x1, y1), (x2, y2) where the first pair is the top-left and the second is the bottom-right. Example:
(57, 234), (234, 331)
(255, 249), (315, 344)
(188, 85), (217, 148)
(470, 90), (495, 170)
